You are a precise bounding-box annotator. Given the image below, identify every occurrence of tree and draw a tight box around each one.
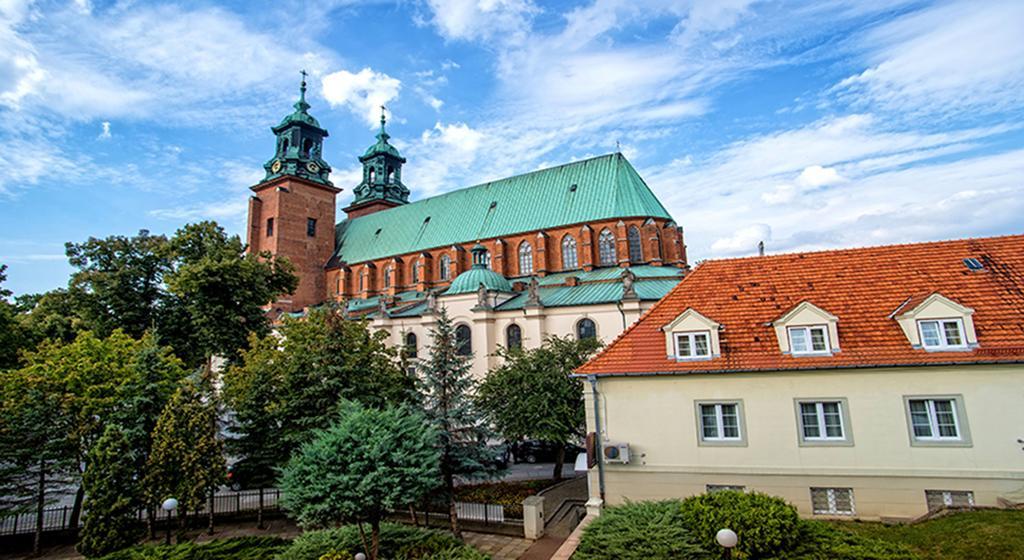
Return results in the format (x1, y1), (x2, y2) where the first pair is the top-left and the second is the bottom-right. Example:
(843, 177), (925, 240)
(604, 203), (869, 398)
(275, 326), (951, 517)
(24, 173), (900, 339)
(14, 289), (85, 349)
(477, 335), (602, 481)
(0, 264), (22, 369)
(418, 308), (497, 537)
(78, 426), (142, 557)
(144, 379), (225, 541)
(164, 221), (296, 365)
(279, 402), (440, 560)
(64, 230), (172, 340)
(222, 334), (287, 529)
(0, 366), (76, 556)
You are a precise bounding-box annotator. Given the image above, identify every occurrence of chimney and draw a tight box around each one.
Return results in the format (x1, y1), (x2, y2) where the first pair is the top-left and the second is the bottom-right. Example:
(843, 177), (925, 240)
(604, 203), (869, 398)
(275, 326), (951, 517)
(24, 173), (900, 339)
(758, 241), (765, 257)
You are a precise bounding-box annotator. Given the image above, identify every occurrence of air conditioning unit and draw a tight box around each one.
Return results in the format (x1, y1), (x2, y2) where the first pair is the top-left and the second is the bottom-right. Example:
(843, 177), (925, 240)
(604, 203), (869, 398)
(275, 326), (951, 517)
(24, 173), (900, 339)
(602, 441), (630, 464)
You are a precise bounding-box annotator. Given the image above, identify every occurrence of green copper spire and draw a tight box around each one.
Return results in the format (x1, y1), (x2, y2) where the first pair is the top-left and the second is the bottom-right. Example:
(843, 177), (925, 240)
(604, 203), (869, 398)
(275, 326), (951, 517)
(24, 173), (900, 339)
(262, 70), (333, 186)
(351, 105), (410, 207)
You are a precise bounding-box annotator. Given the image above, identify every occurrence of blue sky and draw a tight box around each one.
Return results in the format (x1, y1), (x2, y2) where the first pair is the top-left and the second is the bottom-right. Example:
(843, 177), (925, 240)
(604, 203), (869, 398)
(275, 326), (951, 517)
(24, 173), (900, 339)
(1, 0), (1022, 296)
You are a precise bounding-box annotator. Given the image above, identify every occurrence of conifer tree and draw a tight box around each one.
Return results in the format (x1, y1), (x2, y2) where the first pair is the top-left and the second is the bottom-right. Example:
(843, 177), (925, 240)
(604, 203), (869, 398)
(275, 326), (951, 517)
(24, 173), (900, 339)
(78, 426), (141, 557)
(418, 308), (496, 537)
(144, 379), (224, 540)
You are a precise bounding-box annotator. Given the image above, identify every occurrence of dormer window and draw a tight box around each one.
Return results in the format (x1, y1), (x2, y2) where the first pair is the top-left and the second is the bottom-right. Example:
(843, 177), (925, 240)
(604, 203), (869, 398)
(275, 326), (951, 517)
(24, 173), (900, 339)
(674, 332), (710, 360)
(918, 319), (966, 350)
(788, 326), (830, 355)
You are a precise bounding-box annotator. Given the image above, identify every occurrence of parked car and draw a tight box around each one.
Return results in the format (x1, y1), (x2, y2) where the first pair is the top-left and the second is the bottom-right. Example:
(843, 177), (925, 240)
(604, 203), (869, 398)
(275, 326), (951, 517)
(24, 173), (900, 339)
(511, 440), (584, 464)
(486, 442), (511, 470)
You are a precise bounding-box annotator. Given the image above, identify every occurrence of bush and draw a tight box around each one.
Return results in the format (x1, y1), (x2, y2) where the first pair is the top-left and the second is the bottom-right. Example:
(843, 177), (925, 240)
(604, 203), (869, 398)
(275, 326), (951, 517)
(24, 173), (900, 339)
(277, 523), (483, 560)
(679, 491), (800, 559)
(574, 500), (706, 560)
(779, 520), (919, 560)
(97, 537), (289, 560)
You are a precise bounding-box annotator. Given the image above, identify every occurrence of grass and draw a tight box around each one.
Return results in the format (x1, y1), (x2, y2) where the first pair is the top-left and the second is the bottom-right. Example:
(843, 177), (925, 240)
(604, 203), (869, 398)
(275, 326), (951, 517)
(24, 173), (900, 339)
(833, 509), (1024, 559)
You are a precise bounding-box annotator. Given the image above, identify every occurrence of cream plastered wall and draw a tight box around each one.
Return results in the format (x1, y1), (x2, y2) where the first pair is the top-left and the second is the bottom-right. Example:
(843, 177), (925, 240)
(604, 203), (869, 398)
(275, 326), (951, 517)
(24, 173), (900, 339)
(582, 365), (1024, 520)
(373, 294), (650, 379)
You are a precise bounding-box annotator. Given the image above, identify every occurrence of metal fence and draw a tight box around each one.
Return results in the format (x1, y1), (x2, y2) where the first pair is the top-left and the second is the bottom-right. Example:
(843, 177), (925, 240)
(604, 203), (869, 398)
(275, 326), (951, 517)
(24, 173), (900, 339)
(454, 501), (505, 524)
(0, 489), (283, 537)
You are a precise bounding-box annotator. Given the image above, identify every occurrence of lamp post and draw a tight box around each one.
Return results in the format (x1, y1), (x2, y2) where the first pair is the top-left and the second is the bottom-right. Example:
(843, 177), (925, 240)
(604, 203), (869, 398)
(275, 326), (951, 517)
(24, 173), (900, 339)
(716, 528), (738, 560)
(354, 553), (367, 560)
(161, 498), (178, 545)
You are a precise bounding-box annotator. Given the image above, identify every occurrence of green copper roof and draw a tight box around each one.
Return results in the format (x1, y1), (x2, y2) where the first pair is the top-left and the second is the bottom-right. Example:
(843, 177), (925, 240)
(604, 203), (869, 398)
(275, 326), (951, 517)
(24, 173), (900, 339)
(494, 279), (681, 310)
(446, 245), (515, 295)
(334, 153), (671, 264)
(362, 114), (403, 159)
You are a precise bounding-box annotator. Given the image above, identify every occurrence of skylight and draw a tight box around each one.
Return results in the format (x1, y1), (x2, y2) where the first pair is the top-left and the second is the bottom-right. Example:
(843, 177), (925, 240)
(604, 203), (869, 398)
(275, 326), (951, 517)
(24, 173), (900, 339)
(963, 258), (984, 271)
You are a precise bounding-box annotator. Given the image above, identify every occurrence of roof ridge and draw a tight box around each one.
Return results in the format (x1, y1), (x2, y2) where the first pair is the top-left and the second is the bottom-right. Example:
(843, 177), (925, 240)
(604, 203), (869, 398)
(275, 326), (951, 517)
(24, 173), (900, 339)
(698, 233), (1024, 266)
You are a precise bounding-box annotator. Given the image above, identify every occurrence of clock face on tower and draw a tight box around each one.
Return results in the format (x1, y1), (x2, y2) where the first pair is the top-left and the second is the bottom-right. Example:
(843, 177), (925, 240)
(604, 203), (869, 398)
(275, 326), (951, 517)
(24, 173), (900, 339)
(271, 160), (282, 173)
(306, 161), (320, 174)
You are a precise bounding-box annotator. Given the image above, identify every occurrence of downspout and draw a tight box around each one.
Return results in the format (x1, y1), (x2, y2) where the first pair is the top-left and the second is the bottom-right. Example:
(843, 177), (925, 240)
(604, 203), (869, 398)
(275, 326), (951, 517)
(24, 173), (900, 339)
(587, 375), (606, 502)
(616, 300), (627, 330)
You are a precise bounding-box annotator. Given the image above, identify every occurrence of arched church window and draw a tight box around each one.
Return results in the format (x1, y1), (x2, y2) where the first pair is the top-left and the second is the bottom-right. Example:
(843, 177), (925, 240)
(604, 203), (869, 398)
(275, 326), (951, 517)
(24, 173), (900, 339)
(439, 255), (451, 281)
(455, 324), (472, 357)
(412, 262), (421, 283)
(518, 241), (534, 276)
(598, 229), (616, 266)
(405, 332), (418, 359)
(506, 324), (522, 350)
(628, 226), (643, 263)
(359, 270), (366, 292)
(561, 235), (578, 270)
(576, 318), (597, 341)
(384, 266), (393, 288)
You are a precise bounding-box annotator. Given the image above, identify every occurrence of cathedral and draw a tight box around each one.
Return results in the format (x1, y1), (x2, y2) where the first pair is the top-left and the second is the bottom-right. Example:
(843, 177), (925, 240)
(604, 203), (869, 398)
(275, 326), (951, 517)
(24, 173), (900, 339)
(246, 78), (690, 377)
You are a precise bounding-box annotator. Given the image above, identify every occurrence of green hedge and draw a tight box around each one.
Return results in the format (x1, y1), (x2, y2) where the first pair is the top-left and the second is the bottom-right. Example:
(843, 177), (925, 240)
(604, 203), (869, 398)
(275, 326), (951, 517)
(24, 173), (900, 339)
(96, 537), (290, 560)
(573, 500), (706, 560)
(277, 523), (486, 560)
(574, 494), (921, 560)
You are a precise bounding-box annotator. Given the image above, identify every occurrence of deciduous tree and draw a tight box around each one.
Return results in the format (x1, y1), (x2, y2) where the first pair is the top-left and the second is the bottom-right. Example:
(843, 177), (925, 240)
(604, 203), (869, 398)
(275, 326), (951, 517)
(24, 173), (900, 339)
(280, 402), (440, 560)
(477, 335), (601, 481)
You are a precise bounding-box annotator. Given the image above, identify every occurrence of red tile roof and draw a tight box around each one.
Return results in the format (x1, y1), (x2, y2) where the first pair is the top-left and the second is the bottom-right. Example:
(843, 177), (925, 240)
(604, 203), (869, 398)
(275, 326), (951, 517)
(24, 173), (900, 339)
(578, 234), (1024, 376)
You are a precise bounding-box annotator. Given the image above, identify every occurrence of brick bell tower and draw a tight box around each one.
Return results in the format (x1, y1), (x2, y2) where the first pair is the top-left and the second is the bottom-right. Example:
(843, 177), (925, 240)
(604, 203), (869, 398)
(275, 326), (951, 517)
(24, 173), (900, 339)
(247, 72), (340, 313)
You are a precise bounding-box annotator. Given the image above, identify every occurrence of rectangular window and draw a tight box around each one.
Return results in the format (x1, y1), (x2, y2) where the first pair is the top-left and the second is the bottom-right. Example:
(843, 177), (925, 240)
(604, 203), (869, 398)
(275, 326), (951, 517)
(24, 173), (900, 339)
(918, 319), (966, 349)
(700, 403), (741, 441)
(908, 398), (961, 440)
(674, 331), (711, 359)
(788, 326), (830, 355)
(925, 490), (974, 512)
(266, 218), (274, 237)
(811, 488), (855, 515)
(799, 401), (845, 440)
(707, 485), (745, 493)
(307, 217), (317, 237)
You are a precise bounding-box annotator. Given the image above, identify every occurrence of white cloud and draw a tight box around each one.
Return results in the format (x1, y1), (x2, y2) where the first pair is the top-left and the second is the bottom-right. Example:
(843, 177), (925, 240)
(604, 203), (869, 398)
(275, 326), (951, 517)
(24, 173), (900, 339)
(422, 122), (483, 153)
(424, 0), (539, 43)
(834, 0), (1024, 117)
(796, 165), (844, 188)
(711, 223), (771, 255)
(321, 67), (401, 128)
(426, 96), (444, 111)
(97, 121), (110, 140)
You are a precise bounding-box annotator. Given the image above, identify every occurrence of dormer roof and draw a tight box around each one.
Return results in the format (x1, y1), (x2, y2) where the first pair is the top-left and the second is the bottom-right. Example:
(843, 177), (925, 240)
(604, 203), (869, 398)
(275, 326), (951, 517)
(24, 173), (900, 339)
(579, 234), (1024, 376)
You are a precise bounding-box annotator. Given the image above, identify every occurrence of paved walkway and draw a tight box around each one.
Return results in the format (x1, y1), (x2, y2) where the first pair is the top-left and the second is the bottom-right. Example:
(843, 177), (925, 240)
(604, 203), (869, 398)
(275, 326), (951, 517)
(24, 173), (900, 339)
(462, 531), (533, 560)
(518, 535), (566, 560)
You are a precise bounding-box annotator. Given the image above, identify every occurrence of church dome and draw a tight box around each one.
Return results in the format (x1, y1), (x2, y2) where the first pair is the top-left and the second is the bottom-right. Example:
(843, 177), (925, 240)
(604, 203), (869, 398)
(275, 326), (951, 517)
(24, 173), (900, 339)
(362, 113), (404, 160)
(445, 244), (513, 295)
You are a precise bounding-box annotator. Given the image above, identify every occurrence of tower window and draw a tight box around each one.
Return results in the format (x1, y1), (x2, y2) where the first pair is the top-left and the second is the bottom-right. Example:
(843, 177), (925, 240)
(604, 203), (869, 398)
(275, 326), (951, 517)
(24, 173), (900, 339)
(628, 226), (643, 263)
(307, 218), (317, 237)
(387, 166), (395, 183)
(598, 229), (616, 266)
(266, 218), (274, 237)
(302, 138), (313, 156)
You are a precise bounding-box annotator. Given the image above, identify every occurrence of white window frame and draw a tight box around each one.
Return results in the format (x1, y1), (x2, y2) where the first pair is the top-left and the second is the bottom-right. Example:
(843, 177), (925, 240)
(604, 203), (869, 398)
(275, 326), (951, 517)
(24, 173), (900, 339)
(798, 400), (846, 442)
(925, 490), (974, 511)
(917, 318), (967, 350)
(673, 331), (711, 360)
(788, 325), (831, 355)
(811, 487), (855, 515)
(907, 398), (961, 441)
(698, 402), (743, 442)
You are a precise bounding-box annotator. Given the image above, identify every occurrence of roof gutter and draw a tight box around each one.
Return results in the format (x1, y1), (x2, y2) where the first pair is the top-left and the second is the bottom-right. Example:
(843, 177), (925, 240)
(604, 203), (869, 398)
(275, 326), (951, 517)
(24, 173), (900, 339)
(573, 359), (1024, 379)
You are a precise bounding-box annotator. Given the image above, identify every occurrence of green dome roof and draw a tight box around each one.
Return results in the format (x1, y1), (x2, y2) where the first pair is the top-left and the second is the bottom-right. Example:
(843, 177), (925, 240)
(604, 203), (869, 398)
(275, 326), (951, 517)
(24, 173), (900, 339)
(446, 266), (514, 295)
(279, 108), (321, 129)
(363, 114), (403, 159)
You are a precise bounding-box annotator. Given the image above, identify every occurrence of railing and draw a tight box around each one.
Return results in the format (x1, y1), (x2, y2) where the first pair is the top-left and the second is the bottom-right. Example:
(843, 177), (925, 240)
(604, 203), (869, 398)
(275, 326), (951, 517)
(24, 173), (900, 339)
(0, 489), (283, 537)
(454, 502), (505, 524)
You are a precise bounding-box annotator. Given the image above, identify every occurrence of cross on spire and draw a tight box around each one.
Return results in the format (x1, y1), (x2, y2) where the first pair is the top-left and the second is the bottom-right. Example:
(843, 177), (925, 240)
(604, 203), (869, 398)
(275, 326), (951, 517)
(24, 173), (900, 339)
(296, 69), (309, 108)
(380, 105), (387, 129)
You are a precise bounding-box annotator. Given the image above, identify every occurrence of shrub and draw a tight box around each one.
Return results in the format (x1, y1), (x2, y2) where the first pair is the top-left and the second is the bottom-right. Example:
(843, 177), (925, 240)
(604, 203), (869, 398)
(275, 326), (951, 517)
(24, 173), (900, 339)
(277, 523), (481, 560)
(778, 520), (920, 560)
(97, 537), (289, 560)
(574, 500), (706, 560)
(679, 491), (800, 559)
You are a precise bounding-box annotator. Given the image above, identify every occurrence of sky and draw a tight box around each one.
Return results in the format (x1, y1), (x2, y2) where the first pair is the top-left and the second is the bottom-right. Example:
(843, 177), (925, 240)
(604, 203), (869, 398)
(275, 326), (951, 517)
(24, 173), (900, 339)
(1, 0), (1022, 296)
